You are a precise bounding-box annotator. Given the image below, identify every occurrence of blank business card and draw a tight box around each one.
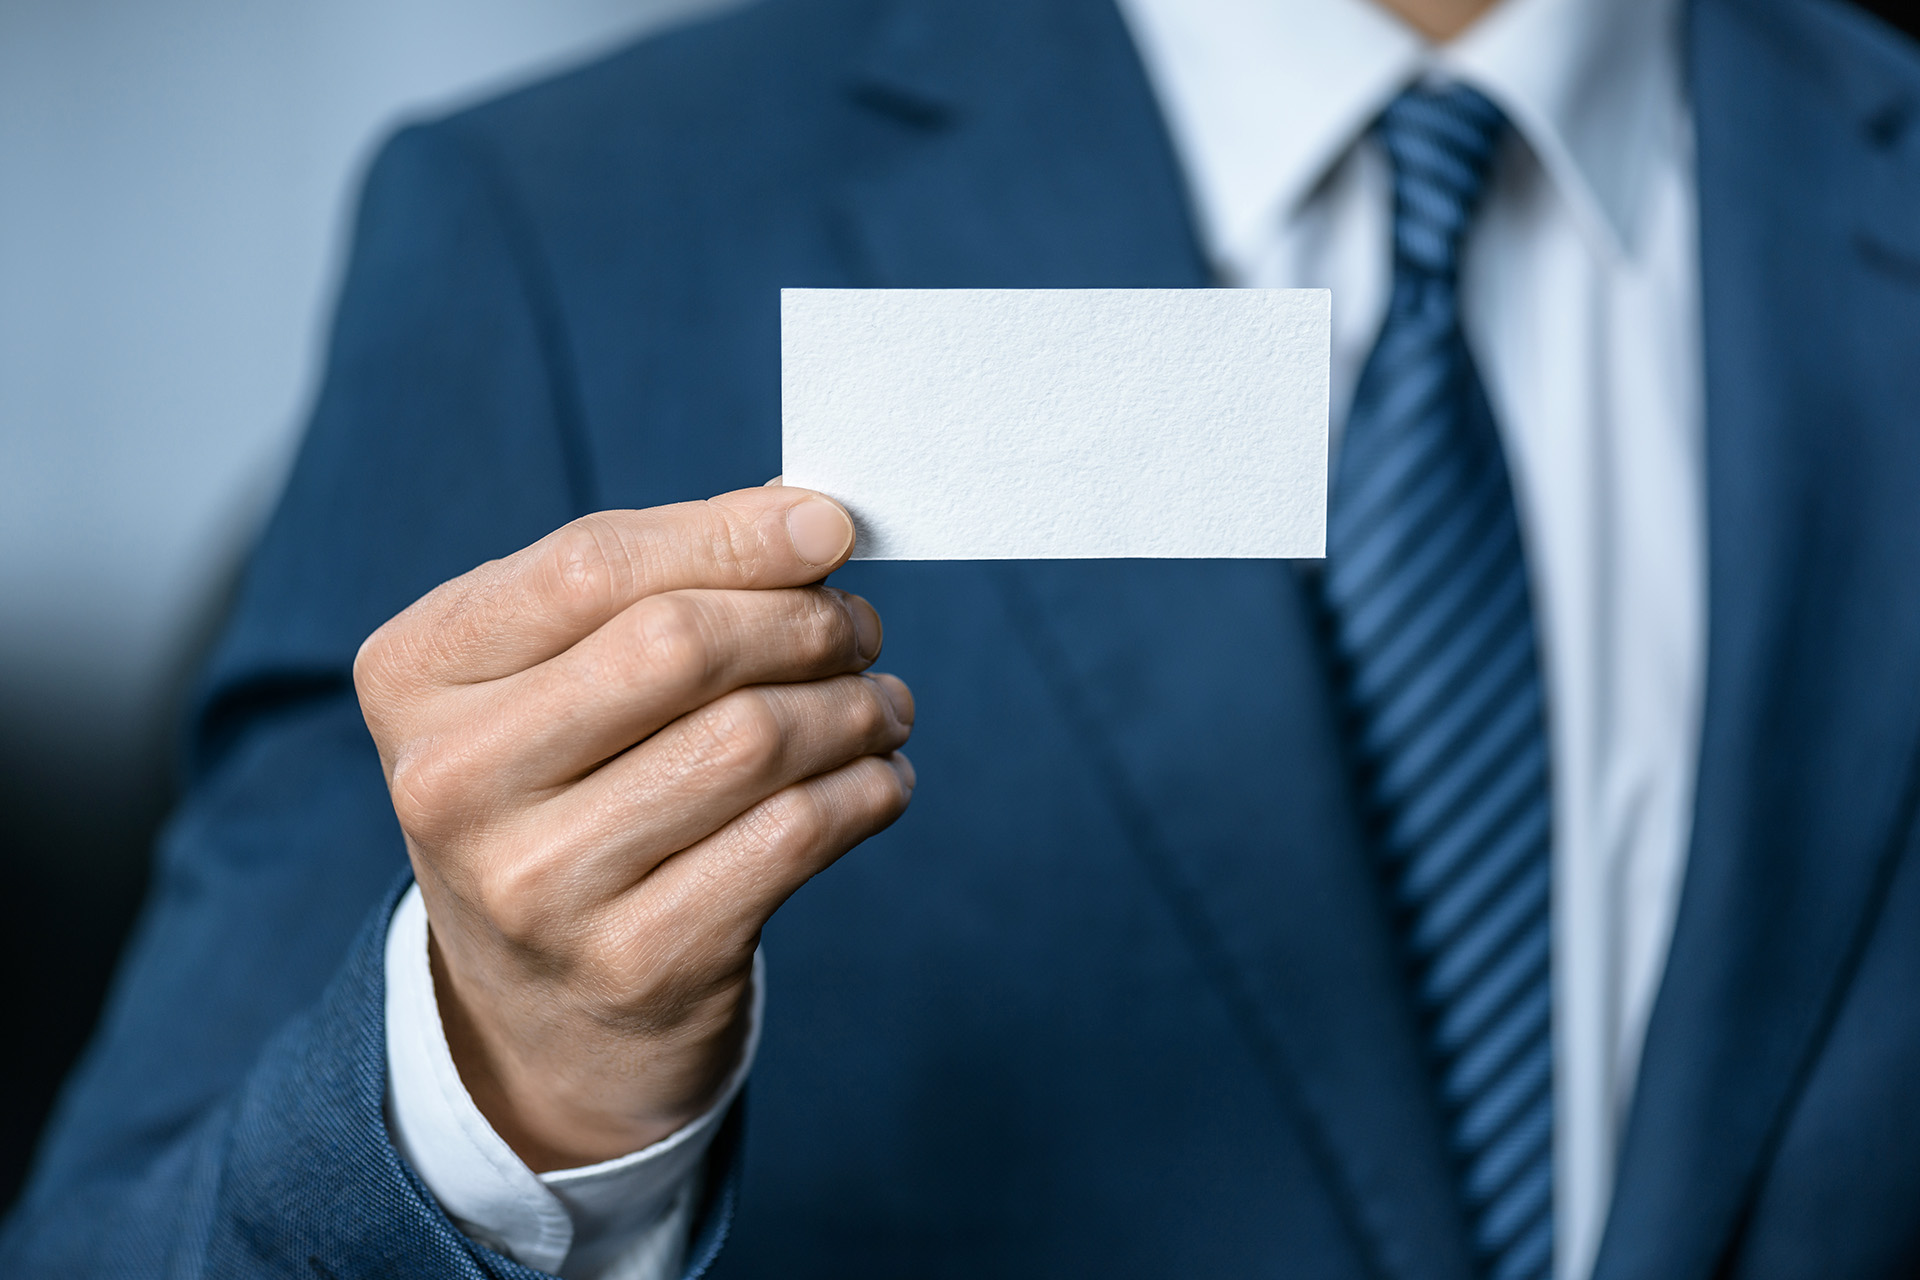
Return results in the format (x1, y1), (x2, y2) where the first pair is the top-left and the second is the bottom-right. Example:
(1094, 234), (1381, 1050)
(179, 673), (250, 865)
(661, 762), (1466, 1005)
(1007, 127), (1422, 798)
(780, 288), (1330, 560)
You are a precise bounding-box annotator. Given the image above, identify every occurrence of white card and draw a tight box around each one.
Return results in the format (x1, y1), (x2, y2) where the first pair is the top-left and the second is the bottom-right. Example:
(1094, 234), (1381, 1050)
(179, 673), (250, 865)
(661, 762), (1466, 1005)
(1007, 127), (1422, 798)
(781, 288), (1330, 560)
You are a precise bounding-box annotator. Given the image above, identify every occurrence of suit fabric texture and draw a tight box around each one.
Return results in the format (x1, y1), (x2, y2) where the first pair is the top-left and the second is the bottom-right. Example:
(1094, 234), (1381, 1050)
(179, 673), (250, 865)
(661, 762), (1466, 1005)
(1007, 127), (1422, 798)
(6, 0), (1920, 1275)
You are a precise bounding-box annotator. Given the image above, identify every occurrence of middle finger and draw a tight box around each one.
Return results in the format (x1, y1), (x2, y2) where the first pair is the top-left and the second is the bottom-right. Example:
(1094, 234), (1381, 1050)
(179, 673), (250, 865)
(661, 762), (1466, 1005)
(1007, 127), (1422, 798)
(466, 584), (884, 791)
(508, 670), (915, 901)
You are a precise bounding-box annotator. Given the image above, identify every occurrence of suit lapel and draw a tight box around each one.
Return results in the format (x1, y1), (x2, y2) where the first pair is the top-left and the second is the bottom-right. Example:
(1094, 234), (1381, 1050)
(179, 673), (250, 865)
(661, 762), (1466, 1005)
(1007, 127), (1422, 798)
(1594, 3), (1920, 1277)
(836, 3), (1476, 1277)
(840, 0), (1213, 289)
(1005, 559), (1480, 1280)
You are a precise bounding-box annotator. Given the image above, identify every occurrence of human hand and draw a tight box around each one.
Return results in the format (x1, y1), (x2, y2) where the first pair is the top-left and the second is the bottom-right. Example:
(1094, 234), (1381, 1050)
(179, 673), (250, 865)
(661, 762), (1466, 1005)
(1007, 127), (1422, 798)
(354, 486), (914, 1170)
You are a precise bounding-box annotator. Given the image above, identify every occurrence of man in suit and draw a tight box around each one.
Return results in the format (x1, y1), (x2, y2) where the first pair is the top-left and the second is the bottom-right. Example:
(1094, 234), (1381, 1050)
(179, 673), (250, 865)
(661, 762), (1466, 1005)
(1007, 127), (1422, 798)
(7, 0), (1920, 1275)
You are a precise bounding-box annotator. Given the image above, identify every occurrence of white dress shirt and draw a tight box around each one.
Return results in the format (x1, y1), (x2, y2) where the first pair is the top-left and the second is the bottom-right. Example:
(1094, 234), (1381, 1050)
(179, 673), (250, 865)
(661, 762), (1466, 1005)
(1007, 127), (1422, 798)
(1116, 0), (1703, 1275)
(384, 886), (760, 1279)
(384, 1), (1707, 1277)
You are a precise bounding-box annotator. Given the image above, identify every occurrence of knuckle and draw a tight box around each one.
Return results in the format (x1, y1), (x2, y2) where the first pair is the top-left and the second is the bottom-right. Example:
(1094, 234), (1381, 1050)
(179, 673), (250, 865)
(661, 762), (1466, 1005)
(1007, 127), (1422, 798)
(352, 637), (395, 729)
(691, 690), (786, 780)
(848, 680), (894, 741)
(543, 518), (628, 620)
(386, 741), (467, 841)
(697, 499), (765, 585)
(630, 593), (715, 692)
(800, 590), (857, 661)
(853, 755), (913, 818)
(351, 625), (390, 693)
(748, 785), (826, 863)
(470, 854), (567, 951)
(352, 616), (423, 721)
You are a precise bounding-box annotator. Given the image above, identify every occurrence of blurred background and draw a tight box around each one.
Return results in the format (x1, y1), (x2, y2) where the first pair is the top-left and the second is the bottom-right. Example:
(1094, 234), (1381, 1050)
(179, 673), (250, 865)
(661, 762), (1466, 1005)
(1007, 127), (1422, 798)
(0, 0), (725, 1206)
(2, 0), (1914, 1216)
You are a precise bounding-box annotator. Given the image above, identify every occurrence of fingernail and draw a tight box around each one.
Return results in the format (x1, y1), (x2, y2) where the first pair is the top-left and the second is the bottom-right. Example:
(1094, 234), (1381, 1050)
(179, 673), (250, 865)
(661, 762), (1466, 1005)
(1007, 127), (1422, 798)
(787, 498), (853, 566)
(852, 599), (883, 661)
(892, 753), (917, 791)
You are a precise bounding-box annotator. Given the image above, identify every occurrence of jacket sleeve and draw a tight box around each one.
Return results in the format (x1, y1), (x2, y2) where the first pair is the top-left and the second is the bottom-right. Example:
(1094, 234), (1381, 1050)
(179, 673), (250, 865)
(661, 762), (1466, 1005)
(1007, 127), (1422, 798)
(0, 118), (738, 1277)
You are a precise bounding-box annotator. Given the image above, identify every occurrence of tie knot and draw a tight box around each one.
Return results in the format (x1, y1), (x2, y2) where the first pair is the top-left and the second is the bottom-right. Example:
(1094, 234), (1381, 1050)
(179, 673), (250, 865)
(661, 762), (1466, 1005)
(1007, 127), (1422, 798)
(1375, 83), (1509, 278)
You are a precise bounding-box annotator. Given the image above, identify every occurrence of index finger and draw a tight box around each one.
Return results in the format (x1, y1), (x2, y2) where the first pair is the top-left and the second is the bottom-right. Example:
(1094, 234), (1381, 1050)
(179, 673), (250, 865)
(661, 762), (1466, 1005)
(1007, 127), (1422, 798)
(363, 486), (856, 687)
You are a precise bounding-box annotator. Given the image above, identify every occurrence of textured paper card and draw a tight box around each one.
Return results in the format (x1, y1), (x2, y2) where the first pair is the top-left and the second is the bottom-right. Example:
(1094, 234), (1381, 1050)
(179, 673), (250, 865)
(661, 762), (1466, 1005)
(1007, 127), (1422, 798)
(781, 288), (1330, 560)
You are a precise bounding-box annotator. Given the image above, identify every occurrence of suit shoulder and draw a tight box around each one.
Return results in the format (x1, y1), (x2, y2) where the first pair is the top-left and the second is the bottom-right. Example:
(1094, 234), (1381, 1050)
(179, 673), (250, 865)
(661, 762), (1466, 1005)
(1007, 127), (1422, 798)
(1747, 0), (1920, 110)
(409, 0), (886, 195)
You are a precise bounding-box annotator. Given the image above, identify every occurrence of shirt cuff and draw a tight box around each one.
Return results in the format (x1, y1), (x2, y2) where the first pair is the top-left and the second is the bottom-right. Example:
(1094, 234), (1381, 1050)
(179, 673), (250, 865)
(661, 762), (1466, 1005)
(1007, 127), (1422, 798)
(383, 884), (761, 1280)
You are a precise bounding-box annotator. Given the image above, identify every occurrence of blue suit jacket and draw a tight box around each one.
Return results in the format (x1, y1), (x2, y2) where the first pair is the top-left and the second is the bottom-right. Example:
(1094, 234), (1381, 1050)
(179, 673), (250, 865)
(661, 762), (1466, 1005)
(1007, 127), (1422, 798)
(8, 0), (1920, 1275)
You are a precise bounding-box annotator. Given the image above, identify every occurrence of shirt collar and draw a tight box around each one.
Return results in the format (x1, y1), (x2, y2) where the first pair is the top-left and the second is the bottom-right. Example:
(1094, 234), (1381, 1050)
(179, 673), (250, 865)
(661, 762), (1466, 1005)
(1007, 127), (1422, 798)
(1115, 0), (1684, 268)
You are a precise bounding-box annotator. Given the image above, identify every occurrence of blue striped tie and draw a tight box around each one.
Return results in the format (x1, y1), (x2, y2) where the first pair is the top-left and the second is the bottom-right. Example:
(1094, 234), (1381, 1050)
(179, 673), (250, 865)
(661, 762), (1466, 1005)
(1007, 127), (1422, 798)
(1319, 85), (1553, 1280)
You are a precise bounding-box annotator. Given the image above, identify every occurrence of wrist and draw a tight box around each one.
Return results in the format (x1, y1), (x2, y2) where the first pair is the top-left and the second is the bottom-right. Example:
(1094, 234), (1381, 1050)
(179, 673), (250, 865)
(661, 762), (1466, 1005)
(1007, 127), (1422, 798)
(428, 931), (751, 1170)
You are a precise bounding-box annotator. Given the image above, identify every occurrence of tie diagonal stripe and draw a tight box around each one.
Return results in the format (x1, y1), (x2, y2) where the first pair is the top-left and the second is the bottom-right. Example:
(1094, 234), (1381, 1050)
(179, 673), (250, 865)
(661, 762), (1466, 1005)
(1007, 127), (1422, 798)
(1317, 83), (1552, 1280)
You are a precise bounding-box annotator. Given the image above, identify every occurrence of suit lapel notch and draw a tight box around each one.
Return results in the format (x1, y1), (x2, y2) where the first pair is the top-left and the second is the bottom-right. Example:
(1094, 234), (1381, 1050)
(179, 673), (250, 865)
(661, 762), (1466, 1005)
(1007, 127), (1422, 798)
(836, 0), (1212, 290)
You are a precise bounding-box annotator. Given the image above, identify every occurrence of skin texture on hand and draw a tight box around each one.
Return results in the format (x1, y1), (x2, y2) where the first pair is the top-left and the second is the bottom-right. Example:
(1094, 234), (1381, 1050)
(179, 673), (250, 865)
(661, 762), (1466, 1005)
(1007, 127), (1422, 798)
(354, 486), (915, 1170)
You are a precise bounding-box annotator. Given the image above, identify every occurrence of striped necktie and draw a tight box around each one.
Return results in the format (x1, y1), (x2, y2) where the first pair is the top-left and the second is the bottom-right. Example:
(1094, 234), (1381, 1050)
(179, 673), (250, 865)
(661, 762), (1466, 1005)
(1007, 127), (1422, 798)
(1318, 84), (1554, 1280)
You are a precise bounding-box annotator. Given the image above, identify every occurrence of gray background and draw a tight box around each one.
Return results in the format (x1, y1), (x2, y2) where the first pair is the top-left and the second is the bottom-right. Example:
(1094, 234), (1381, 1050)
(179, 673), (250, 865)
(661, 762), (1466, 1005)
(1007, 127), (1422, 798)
(0, 0), (721, 1204)
(3, 0), (1913, 1221)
